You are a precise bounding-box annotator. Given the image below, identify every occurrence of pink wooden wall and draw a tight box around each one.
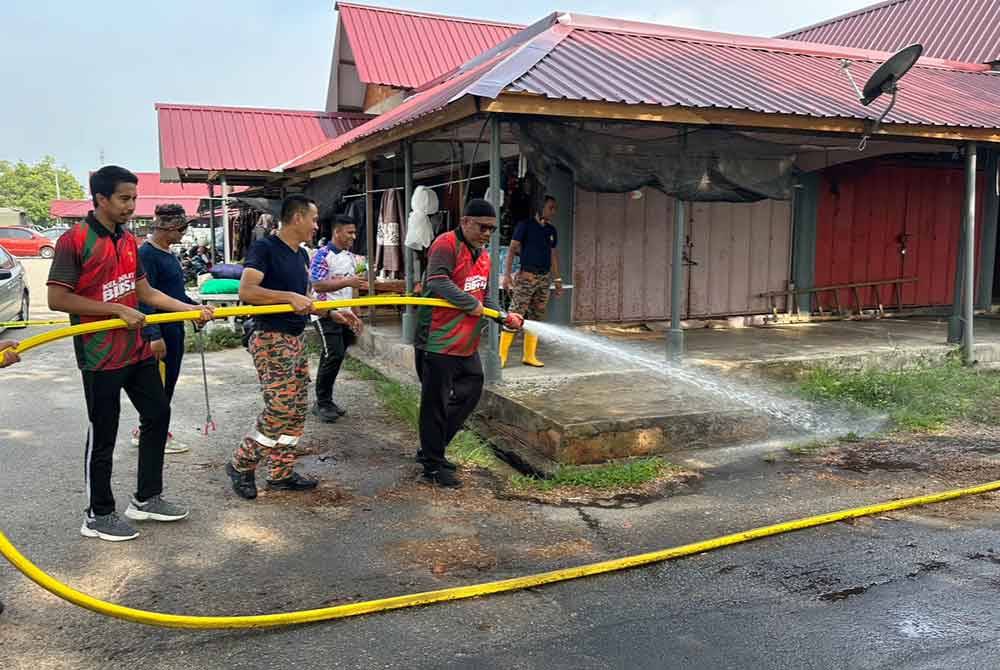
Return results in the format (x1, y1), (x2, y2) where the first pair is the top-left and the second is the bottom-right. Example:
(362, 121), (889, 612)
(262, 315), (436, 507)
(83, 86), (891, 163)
(572, 188), (791, 322)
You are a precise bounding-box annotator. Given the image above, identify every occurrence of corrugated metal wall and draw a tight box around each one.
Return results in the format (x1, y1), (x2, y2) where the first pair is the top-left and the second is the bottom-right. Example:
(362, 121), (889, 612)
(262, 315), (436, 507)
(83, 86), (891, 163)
(572, 188), (792, 322)
(815, 161), (984, 310)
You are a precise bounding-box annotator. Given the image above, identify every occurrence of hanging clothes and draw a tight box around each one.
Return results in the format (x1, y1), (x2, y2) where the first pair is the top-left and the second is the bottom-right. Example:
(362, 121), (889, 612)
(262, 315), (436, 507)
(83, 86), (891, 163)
(347, 197), (367, 256)
(375, 189), (404, 279)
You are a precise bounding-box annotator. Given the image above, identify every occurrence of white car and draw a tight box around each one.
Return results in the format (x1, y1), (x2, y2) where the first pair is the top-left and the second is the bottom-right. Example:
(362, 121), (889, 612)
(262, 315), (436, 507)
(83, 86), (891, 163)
(0, 246), (29, 333)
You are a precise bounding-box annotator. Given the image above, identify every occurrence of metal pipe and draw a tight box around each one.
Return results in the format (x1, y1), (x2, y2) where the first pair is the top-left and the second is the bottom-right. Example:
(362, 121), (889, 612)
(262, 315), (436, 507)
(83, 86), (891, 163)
(208, 182), (217, 263)
(964, 142), (977, 364)
(220, 175), (231, 263)
(402, 141), (416, 344)
(365, 159), (375, 325)
(484, 116), (503, 385)
(669, 199), (686, 360)
(977, 150), (999, 310)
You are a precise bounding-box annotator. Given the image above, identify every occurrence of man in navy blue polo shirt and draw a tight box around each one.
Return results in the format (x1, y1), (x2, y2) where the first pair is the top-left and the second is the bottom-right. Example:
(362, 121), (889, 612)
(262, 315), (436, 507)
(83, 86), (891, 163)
(226, 195), (319, 500)
(500, 195), (563, 367)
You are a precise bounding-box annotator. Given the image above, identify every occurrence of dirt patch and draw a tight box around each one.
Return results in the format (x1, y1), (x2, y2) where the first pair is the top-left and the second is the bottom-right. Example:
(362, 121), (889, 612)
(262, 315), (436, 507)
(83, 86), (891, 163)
(257, 484), (351, 507)
(391, 536), (498, 574)
(799, 423), (1000, 482)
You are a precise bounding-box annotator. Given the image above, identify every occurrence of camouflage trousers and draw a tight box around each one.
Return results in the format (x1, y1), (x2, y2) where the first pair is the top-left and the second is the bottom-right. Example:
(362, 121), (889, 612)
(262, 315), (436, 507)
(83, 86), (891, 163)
(232, 331), (310, 480)
(510, 271), (552, 321)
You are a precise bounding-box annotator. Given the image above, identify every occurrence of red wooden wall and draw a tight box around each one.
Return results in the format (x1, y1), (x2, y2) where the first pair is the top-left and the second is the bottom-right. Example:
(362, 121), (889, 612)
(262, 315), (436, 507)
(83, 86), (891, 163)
(815, 160), (984, 310)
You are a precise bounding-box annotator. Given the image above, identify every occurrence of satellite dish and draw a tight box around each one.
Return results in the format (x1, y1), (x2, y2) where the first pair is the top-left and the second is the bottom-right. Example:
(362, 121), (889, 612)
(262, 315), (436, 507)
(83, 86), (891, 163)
(861, 43), (923, 105)
(839, 43), (924, 151)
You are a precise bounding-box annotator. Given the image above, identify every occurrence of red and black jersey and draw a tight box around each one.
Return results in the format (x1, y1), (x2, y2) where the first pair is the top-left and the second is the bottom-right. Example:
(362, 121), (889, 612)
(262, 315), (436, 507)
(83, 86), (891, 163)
(47, 214), (152, 371)
(416, 230), (492, 357)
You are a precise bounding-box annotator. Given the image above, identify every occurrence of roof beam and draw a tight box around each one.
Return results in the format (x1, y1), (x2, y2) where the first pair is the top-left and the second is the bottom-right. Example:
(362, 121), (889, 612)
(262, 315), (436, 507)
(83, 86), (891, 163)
(483, 93), (1000, 144)
(292, 96), (480, 173)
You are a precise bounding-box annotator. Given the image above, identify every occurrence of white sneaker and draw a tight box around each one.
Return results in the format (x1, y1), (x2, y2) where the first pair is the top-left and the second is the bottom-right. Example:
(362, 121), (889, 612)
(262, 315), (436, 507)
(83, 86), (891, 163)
(164, 432), (189, 454)
(131, 429), (190, 454)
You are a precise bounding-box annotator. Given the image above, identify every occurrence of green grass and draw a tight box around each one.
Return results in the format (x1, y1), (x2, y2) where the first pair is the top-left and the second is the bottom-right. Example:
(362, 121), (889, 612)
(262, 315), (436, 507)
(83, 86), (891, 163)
(183, 324), (243, 353)
(343, 357), (501, 469)
(800, 359), (1000, 431)
(509, 457), (674, 492)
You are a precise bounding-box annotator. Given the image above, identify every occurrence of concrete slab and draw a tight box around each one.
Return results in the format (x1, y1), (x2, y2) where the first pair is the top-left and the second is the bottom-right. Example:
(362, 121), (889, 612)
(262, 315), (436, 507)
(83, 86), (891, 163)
(355, 315), (1000, 471)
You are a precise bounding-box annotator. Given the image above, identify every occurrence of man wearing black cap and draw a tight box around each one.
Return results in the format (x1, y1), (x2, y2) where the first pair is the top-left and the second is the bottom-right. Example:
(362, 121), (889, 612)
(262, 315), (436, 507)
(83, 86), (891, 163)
(415, 199), (524, 487)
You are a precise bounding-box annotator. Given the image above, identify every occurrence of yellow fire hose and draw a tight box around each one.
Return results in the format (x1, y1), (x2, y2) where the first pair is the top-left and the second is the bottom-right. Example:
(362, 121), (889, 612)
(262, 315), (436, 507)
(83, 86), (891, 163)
(2, 296), (999, 629)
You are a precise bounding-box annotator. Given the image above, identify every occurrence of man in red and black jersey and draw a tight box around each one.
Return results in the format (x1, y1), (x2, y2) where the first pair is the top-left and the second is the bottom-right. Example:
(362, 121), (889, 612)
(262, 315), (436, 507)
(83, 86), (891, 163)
(414, 199), (523, 487)
(47, 166), (213, 543)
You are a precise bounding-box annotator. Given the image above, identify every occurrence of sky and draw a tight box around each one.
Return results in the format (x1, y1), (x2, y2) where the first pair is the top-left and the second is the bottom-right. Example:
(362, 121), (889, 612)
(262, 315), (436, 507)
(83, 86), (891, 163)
(0, 0), (876, 190)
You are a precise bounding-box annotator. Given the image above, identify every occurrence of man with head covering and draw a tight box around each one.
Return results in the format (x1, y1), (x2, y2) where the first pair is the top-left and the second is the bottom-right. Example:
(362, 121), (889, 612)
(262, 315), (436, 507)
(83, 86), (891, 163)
(134, 203), (200, 454)
(414, 199), (524, 488)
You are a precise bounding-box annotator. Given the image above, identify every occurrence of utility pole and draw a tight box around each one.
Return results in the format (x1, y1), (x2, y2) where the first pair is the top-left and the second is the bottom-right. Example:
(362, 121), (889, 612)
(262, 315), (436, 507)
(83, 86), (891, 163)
(54, 169), (61, 200)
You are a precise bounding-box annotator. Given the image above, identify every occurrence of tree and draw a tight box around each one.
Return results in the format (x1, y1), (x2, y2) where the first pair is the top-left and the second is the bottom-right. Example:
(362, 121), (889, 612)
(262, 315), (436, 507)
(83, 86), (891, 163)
(0, 156), (85, 227)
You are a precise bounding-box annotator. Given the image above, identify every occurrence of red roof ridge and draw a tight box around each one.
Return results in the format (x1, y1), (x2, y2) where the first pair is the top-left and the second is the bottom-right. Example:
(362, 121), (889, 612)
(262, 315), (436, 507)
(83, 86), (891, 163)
(154, 102), (372, 119)
(334, 1), (523, 30)
(558, 11), (991, 72)
(776, 0), (910, 39)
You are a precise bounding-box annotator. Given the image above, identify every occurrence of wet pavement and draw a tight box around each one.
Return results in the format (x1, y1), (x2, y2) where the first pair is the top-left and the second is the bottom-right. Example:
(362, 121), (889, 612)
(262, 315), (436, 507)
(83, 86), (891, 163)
(3, 328), (1000, 668)
(3, 260), (1000, 668)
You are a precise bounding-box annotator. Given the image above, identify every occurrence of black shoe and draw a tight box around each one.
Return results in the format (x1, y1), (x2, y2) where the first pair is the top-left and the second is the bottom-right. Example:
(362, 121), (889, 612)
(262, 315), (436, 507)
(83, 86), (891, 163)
(331, 402), (347, 417)
(226, 462), (257, 500)
(416, 451), (458, 471)
(266, 472), (319, 491)
(423, 468), (462, 488)
(312, 404), (339, 423)
(0, 598), (5, 615)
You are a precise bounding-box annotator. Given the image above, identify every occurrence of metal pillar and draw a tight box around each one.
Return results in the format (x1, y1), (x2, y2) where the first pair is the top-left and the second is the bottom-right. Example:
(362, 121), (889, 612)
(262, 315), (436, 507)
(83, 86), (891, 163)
(964, 142), (978, 364)
(977, 150), (999, 310)
(208, 182), (217, 263)
(669, 199), (686, 360)
(484, 116), (503, 385)
(220, 174), (231, 263)
(365, 159), (376, 325)
(402, 141), (416, 344)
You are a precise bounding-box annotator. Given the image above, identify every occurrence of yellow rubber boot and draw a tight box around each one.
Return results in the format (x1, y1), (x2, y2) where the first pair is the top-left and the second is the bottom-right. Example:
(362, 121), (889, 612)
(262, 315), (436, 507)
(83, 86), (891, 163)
(522, 332), (544, 367)
(499, 330), (515, 368)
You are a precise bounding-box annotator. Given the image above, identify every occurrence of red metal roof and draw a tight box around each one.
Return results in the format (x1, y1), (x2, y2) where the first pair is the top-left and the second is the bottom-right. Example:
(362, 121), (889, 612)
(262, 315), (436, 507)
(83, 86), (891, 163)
(156, 104), (371, 172)
(50, 173), (214, 220)
(336, 2), (522, 88)
(50, 197), (206, 220)
(780, 0), (1000, 65)
(285, 12), (1000, 171)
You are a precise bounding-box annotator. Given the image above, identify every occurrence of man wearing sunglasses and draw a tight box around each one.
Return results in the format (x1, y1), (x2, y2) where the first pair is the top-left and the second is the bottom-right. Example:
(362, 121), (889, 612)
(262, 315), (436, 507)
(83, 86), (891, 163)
(415, 199), (524, 487)
(134, 203), (200, 454)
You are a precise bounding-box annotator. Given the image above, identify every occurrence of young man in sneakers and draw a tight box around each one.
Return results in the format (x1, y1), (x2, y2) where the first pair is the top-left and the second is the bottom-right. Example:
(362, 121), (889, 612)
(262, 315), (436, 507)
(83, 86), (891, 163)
(48, 166), (214, 542)
(309, 214), (365, 423)
(415, 199), (523, 487)
(132, 204), (199, 454)
(226, 195), (320, 500)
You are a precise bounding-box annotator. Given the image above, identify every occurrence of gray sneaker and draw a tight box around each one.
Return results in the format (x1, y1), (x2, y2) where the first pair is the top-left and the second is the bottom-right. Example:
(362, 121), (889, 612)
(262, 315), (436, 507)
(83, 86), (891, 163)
(81, 512), (140, 542)
(125, 495), (189, 522)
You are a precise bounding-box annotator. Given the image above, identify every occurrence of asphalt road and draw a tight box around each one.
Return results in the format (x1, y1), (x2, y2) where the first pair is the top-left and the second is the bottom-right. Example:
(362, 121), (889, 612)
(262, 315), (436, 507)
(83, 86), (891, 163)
(2, 259), (1000, 669)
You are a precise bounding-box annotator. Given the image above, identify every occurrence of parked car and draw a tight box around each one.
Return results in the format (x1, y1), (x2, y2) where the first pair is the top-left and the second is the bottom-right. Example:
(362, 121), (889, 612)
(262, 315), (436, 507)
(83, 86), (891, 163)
(0, 226), (55, 258)
(0, 246), (29, 333)
(42, 226), (70, 241)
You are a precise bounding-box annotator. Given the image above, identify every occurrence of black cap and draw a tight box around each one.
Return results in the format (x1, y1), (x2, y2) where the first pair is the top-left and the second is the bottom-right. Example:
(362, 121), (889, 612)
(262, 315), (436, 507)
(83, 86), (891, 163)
(464, 198), (495, 218)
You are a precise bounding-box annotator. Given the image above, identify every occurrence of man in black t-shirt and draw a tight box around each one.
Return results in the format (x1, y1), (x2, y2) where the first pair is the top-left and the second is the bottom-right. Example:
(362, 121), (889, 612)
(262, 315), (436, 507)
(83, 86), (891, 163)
(226, 195), (320, 500)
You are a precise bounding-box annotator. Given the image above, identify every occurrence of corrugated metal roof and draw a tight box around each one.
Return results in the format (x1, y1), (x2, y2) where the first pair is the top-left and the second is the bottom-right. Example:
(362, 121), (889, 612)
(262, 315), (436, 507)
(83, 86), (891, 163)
(510, 22), (1000, 128)
(50, 173), (214, 219)
(336, 2), (522, 88)
(50, 197), (205, 220)
(286, 12), (1000, 171)
(780, 0), (1000, 65)
(157, 104), (370, 172)
(281, 55), (508, 170)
